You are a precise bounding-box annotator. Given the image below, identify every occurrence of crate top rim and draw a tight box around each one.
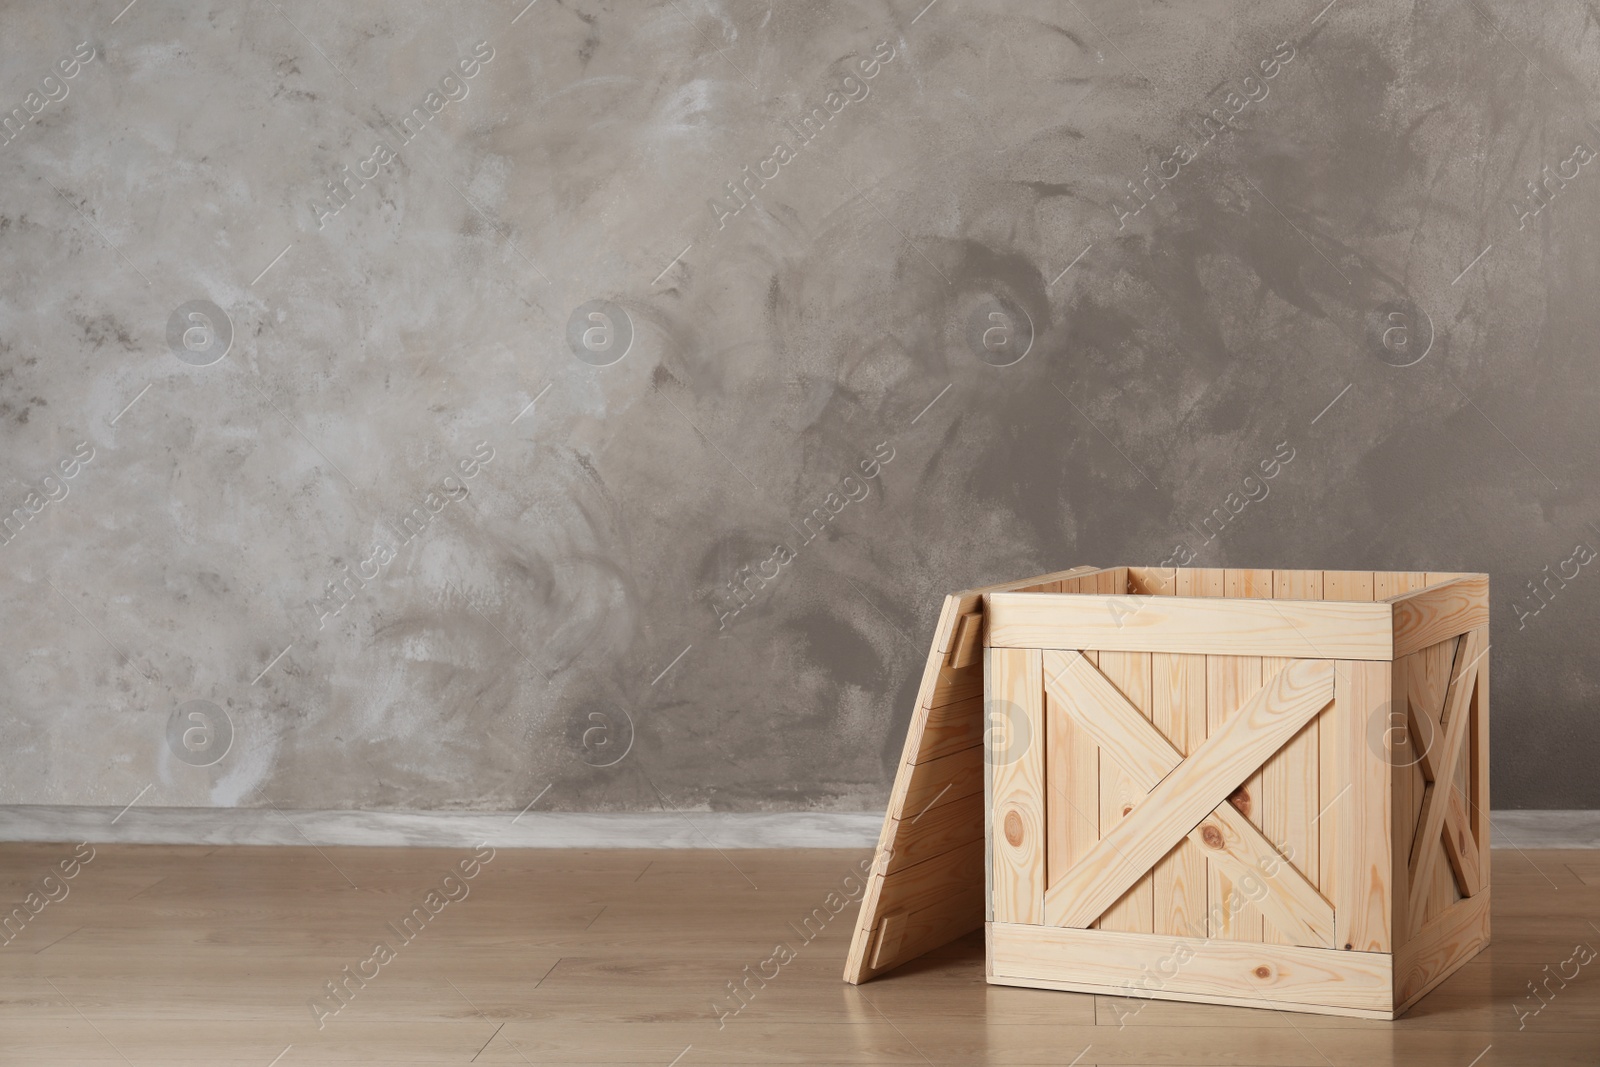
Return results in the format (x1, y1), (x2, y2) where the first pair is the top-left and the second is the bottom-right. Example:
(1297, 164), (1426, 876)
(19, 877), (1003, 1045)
(985, 567), (1487, 604)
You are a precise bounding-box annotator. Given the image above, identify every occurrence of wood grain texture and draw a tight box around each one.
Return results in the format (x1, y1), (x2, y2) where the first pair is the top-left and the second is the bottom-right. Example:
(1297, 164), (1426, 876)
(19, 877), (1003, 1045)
(1335, 659), (1394, 953)
(1044, 661), (1334, 930)
(989, 647), (1045, 925)
(1264, 568), (1322, 946)
(986, 592), (1392, 659)
(1152, 650), (1207, 938)
(1095, 649), (1156, 933)
(1322, 570), (1375, 602)
(1394, 889), (1491, 1010)
(1044, 651), (1332, 946)
(989, 922), (1393, 1015)
(1406, 628), (1482, 936)
(847, 565), (1102, 983)
(1391, 574), (1490, 657)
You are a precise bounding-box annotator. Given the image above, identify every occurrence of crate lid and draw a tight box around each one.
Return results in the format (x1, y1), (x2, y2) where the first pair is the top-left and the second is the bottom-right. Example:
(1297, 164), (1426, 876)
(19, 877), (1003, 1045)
(841, 564), (1106, 983)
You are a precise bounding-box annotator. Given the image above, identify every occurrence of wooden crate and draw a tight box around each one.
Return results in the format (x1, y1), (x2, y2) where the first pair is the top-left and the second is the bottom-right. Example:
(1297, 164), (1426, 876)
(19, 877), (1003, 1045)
(844, 566), (1490, 1020)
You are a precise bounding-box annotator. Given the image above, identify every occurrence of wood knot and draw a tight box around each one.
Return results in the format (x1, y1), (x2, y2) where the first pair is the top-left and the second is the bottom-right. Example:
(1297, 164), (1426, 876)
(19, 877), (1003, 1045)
(1121, 805), (1133, 817)
(1004, 809), (1024, 847)
(1228, 786), (1252, 818)
(1253, 966), (1272, 980)
(1200, 824), (1224, 849)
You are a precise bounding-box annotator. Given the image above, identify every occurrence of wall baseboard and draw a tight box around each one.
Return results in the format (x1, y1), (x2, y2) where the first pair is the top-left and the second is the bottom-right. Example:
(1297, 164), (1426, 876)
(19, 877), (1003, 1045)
(1489, 809), (1600, 849)
(1, 806), (1596, 849)
(0, 806), (887, 848)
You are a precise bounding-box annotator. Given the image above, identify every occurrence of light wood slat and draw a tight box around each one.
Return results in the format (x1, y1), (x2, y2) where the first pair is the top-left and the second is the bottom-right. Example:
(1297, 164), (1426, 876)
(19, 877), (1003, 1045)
(1403, 637), (1481, 900)
(988, 921), (1392, 1015)
(900, 745), (982, 819)
(1322, 570), (1374, 601)
(1127, 566), (1175, 595)
(1207, 647), (1262, 943)
(929, 663), (982, 708)
(1389, 574), (1489, 657)
(1335, 659), (1393, 953)
(946, 565), (1106, 629)
(985, 592), (1392, 659)
(1093, 649), (1154, 933)
(1043, 650), (1177, 788)
(1043, 661), (1334, 930)
(948, 612), (983, 668)
(1045, 661), (1100, 892)
(1218, 570), (1271, 943)
(1317, 570), (1371, 919)
(1268, 569), (1325, 599)
(989, 647), (1044, 925)
(1153, 649), (1207, 938)
(1175, 567), (1225, 597)
(1372, 571), (1428, 600)
(882, 791), (983, 875)
(1389, 653), (1413, 945)
(1264, 569), (1322, 946)
(1470, 628), (1491, 896)
(915, 695), (984, 763)
(1406, 629), (1482, 936)
(1402, 635), (1455, 924)
(1394, 889), (1492, 1011)
(1439, 786), (1482, 897)
(1191, 804), (1335, 948)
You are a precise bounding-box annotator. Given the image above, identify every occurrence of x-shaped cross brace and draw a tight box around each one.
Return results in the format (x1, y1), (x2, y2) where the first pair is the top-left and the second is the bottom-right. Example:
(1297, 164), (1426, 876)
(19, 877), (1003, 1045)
(1040, 652), (1336, 947)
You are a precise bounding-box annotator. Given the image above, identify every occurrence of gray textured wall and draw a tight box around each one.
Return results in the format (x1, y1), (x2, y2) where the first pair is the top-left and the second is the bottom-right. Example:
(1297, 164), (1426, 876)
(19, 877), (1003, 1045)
(1, 0), (1595, 814)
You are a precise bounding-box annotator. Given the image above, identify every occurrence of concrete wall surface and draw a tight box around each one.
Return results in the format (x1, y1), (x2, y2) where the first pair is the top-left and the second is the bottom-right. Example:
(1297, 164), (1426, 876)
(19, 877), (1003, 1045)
(1, 0), (1595, 812)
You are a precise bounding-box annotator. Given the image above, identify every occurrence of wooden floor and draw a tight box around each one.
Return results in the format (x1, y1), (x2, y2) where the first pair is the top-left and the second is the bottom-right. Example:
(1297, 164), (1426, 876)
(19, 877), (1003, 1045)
(0, 843), (1596, 1065)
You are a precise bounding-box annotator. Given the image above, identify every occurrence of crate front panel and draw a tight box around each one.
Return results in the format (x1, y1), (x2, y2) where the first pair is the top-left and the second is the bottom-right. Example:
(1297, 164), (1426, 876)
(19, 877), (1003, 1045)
(989, 645), (1364, 950)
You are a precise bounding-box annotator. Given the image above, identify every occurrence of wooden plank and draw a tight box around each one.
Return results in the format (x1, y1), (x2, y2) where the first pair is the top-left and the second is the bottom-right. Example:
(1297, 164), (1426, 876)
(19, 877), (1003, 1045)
(1264, 569), (1322, 946)
(882, 791), (983, 875)
(1190, 805), (1335, 948)
(1175, 567), (1225, 597)
(1044, 650), (1177, 788)
(1403, 637), (1481, 900)
(989, 970), (1395, 1021)
(948, 612), (983, 669)
(1335, 659), (1393, 953)
(1470, 627), (1491, 898)
(1322, 571), (1374, 602)
(989, 647), (1045, 925)
(915, 695), (984, 764)
(1406, 629), (1482, 936)
(1440, 787), (1482, 898)
(1218, 570), (1271, 943)
(1153, 649), (1207, 938)
(1044, 661), (1335, 930)
(1390, 574), (1489, 658)
(929, 662), (982, 708)
(1209, 648), (1263, 942)
(1317, 570), (1371, 921)
(1393, 889), (1491, 1011)
(1127, 566), (1175, 595)
(1045, 654), (1101, 893)
(900, 745), (982, 820)
(1372, 571), (1428, 600)
(988, 922), (1393, 1015)
(1270, 569), (1326, 600)
(1094, 649), (1154, 934)
(986, 592), (1393, 659)
(1389, 654), (1413, 947)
